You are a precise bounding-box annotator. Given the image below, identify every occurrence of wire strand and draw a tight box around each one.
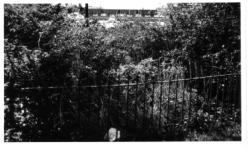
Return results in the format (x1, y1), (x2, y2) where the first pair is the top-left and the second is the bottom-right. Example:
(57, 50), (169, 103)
(17, 72), (240, 90)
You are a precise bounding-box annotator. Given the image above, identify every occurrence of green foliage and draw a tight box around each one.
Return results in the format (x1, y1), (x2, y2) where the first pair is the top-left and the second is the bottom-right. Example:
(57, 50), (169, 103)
(160, 3), (240, 74)
(4, 3), (241, 141)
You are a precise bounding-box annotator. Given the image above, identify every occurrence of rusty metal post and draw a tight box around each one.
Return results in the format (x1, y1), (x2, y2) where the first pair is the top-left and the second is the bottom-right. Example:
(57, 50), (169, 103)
(85, 3), (89, 27)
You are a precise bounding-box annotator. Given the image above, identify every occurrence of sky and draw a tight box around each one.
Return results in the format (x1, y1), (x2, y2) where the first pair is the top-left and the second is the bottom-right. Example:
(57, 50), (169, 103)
(4, 0), (242, 9)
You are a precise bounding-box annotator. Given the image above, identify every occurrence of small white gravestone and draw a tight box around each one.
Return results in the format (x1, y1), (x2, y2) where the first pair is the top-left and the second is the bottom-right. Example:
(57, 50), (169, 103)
(104, 127), (121, 142)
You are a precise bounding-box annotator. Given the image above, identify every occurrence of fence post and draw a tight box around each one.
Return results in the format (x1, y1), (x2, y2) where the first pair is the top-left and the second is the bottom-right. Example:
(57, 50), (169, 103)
(167, 76), (171, 125)
(126, 75), (130, 137)
(59, 89), (63, 137)
(174, 75), (178, 113)
(208, 76), (213, 114)
(226, 75), (232, 114)
(6, 82), (16, 141)
(134, 74), (139, 133)
(187, 61), (193, 135)
(77, 84), (82, 136)
(151, 75), (155, 133)
(107, 74), (111, 129)
(221, 76), (225, 116)
(143, 74), (147, 130)
(233, 75), (237, 112)
(117, 74), (121, 127)
(96, 70), (103, 133)
(214, 73), (220, 121)
(181, 76), (185, 124)
(85, 3), (89, 27)
(158, 58), (160, 79)
(173, 74), (179, 138)
(159, 70), (163, 130)
(188, 60), (192, 117)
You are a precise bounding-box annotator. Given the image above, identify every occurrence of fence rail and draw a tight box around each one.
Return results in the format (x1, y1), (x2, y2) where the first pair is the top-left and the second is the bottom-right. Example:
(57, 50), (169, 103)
(17, 73), (240, 90)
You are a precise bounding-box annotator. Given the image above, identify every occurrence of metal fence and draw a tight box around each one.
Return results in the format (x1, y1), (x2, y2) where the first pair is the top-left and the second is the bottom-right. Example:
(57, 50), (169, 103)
(6, 69), (241, 141)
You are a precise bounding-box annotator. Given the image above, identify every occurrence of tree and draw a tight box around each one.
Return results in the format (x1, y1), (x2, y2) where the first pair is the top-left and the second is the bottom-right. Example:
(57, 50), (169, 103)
(160, 3), (240, 76)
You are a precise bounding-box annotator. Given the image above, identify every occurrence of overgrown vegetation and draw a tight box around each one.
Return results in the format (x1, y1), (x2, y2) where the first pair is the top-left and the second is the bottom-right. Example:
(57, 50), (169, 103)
(4, 3), (240, 141)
